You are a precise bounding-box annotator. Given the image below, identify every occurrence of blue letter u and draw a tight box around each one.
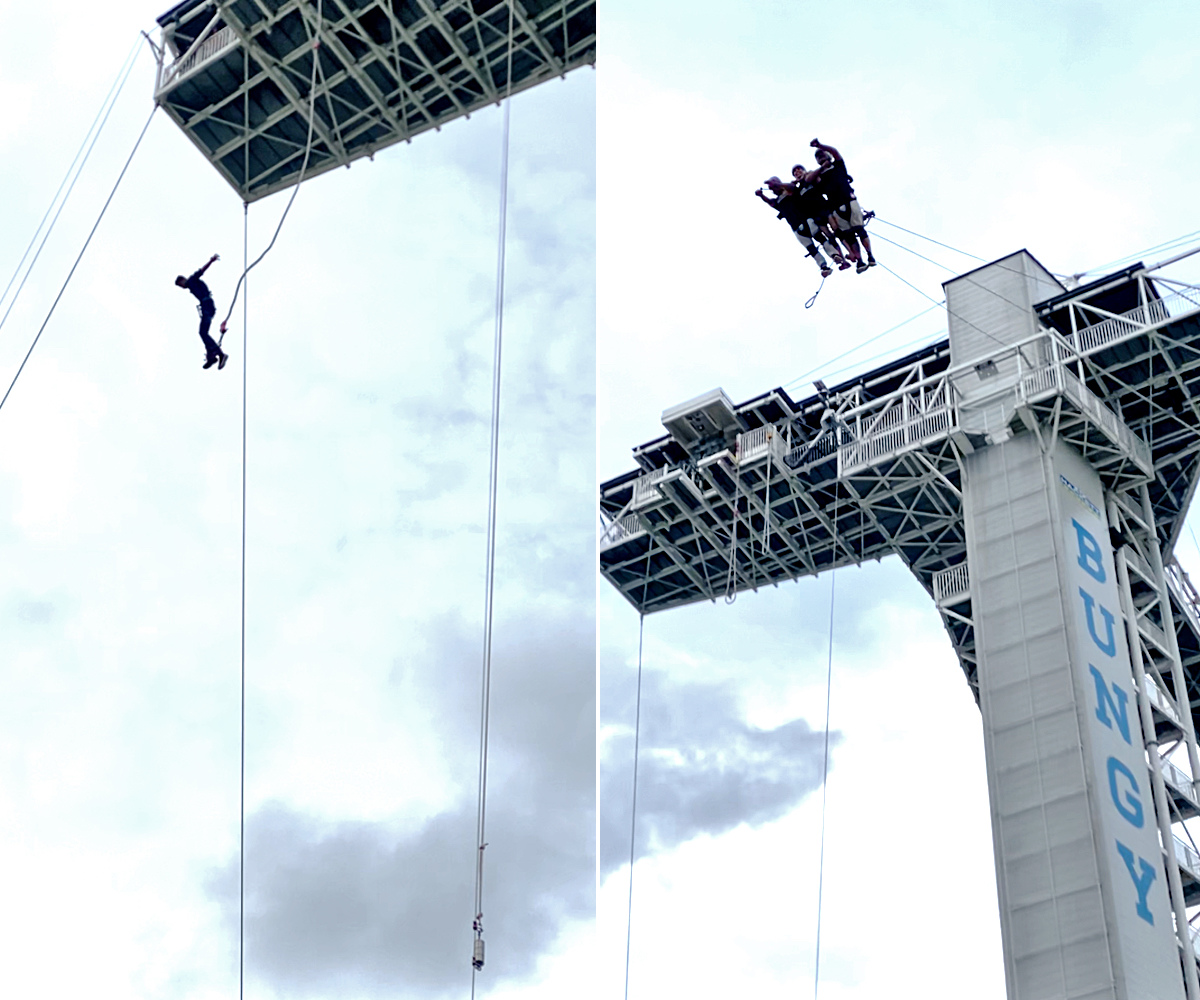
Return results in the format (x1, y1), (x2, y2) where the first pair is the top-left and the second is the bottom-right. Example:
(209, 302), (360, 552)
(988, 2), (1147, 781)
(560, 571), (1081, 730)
(1080, 588), (1117, 657)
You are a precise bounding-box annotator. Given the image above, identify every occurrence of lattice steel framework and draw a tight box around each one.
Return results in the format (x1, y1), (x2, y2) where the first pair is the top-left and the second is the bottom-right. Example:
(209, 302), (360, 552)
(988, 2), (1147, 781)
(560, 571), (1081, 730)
(601, 251), (1200, 986)
(602, 255), (1200, 696)
(152, 0), (595, 200)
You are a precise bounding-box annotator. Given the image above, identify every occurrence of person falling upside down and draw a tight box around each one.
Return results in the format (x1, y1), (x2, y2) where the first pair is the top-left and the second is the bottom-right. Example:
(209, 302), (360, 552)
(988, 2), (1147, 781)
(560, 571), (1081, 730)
(755, 177), (846, 277)
(805, 138), (876, 273)
(175, 254), (228, 370)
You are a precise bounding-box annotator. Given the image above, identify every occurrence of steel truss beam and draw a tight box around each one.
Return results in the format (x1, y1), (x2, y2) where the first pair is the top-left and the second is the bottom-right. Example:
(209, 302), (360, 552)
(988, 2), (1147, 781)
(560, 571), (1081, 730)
(601, 249), (1200, 988)
(153, 0), (595, 201)
(602, 253), (1200, 716)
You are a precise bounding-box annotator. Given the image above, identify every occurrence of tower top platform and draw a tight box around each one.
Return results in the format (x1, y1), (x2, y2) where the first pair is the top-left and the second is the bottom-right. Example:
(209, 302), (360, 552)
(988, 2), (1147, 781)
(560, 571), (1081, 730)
(600, 249), (1200, 716)
(602, 251), (1200, 616)
(153, 0), (595, 201)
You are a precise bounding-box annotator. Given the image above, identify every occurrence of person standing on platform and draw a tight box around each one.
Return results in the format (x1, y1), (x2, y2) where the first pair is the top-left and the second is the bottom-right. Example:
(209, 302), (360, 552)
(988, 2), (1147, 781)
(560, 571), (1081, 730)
(175, 253), (228, 370)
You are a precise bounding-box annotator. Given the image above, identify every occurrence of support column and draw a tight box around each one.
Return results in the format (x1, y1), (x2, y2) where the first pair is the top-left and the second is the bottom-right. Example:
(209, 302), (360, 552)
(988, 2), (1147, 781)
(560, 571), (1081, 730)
(949, 254), (1187, 1000)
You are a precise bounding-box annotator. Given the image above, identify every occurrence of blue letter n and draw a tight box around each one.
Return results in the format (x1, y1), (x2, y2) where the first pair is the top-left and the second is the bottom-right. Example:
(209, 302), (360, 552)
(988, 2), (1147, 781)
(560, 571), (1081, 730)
(1089, 664), (1132, 745)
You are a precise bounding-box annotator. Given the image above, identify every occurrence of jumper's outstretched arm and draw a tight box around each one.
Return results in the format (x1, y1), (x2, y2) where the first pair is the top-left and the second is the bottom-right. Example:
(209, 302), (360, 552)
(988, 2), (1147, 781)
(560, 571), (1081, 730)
(810, 138), (842, 163)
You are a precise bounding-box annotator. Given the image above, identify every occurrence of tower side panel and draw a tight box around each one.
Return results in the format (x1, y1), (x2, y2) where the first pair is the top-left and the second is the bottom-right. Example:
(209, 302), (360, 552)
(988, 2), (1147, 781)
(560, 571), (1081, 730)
(1052, 443), (1183, 1000)
(966, 431), (1184, 1000)
(968, 431), (1112, 1000)
(945, 251), (1063, 369)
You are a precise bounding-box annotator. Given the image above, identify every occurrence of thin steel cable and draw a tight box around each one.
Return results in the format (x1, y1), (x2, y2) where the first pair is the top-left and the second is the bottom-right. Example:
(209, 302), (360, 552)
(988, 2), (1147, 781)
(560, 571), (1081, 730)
(724, 472), (741, 604)
(870, 216), (986, 262)
(803, 330), (948, 387)
(813, 570), (836, 1000)
(239, 202), (248, 1000)
(219, 0), (323, 342)
(781, 303), (942, 391)
(0, 105), (158, 417)
(0, 37), (142, 330)
(471, 6), (516, 995)
(876, 258), (1018, 354)
(1080, 229), (1200, 277)
(875, 258), (946, 310)
(624, 611), (647, 1000)
(869, 231), (958, 274)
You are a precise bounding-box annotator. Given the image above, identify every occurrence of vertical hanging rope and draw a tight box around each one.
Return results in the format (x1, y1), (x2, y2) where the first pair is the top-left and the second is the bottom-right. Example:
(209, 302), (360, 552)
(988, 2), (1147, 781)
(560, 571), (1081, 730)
(238, 201), (249, 1000)
(219, 0), (323, 343)
(624, 612), (646, 1000)
(471, 4), (515, 994)
(813, 570), (836, 1000)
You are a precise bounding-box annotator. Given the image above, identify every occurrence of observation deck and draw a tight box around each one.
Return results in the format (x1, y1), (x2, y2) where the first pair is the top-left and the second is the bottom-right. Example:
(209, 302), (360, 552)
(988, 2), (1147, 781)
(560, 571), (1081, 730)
(153, 0), (595, 201)
(600, 251), (1200, 717)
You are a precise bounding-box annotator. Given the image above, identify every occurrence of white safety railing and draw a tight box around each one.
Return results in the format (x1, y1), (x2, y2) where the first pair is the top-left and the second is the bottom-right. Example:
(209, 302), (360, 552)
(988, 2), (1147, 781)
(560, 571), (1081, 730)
(1059, 367), (1153, 473)
(631, 466), (668, 507)
(601, 514), (645, 549)
(1163, 757), (1198, 806)
(158, 24), (238, 91)
(1018, 360), (1060, 400)
(839, 381), (952, 473)
(1145, 675), (1183, 727)
(736, 425), (786, 466)
(932, 562), (970, 606)
(1174, 834), (1200, 878)
(1167, 559), (1200, 642)
(1064, 288), (1199, 356)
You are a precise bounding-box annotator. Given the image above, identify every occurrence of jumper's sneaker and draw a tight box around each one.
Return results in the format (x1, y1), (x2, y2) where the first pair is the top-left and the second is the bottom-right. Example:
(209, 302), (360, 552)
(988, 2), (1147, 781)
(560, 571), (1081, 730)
(855, 260), (869, 273)
(837, 259), (851, 270)
(217, 351), (229, 370)
(203, 355), (218, 369)
(820, 265), (833, 278)
(867, 256), (878, 267)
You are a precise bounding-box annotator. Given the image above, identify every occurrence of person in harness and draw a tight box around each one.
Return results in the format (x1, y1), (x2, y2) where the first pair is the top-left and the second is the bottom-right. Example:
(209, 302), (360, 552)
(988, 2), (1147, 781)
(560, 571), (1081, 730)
(175, 254), (228, 369)
(788, 164), (852, 270)
(755, 177), (848, 277)
(804, 139), (876, 273)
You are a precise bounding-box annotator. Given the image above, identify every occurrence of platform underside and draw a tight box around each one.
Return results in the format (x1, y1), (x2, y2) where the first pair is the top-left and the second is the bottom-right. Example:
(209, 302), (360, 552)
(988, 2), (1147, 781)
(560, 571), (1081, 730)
(155, 0), (595, 201)
(600, 264), (1200, 713)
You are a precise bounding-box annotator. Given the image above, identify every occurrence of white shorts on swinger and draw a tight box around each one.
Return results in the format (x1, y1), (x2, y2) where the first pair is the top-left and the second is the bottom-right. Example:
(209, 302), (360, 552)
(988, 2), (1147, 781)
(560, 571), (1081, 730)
(833, 199), (864, 230)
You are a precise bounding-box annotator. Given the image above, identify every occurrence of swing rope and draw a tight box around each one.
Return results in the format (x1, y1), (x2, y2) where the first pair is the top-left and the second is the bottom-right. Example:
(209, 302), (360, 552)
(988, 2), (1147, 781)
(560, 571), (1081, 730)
(471, 3), (516, 992)
(218, 0), (323, 346)
(804, 272), (826, 309)
(238, 201), (249, 1000)
(624, 611), (647, 1000)
(624, 542), (655, 1000)
(813, 570), (836, 1000)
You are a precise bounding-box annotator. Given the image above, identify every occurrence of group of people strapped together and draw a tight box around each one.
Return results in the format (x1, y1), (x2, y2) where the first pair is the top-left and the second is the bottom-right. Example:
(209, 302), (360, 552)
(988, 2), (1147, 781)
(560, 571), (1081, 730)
(756, 138), (876, 278)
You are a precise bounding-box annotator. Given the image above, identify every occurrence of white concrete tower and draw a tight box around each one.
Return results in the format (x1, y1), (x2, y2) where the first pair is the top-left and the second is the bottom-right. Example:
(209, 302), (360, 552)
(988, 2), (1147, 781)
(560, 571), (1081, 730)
(601, 248), (1200, 1000)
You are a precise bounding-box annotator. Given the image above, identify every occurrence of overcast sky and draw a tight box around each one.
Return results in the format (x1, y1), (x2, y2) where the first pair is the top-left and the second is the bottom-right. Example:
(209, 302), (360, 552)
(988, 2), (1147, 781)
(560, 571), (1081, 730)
(0, 2), (593, 998)
(598, 3), (1200, 998)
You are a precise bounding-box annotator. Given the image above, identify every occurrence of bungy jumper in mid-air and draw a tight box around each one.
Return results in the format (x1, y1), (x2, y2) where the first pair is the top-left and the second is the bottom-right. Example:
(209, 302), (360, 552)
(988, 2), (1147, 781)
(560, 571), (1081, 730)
(175, 254), (228, 370)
